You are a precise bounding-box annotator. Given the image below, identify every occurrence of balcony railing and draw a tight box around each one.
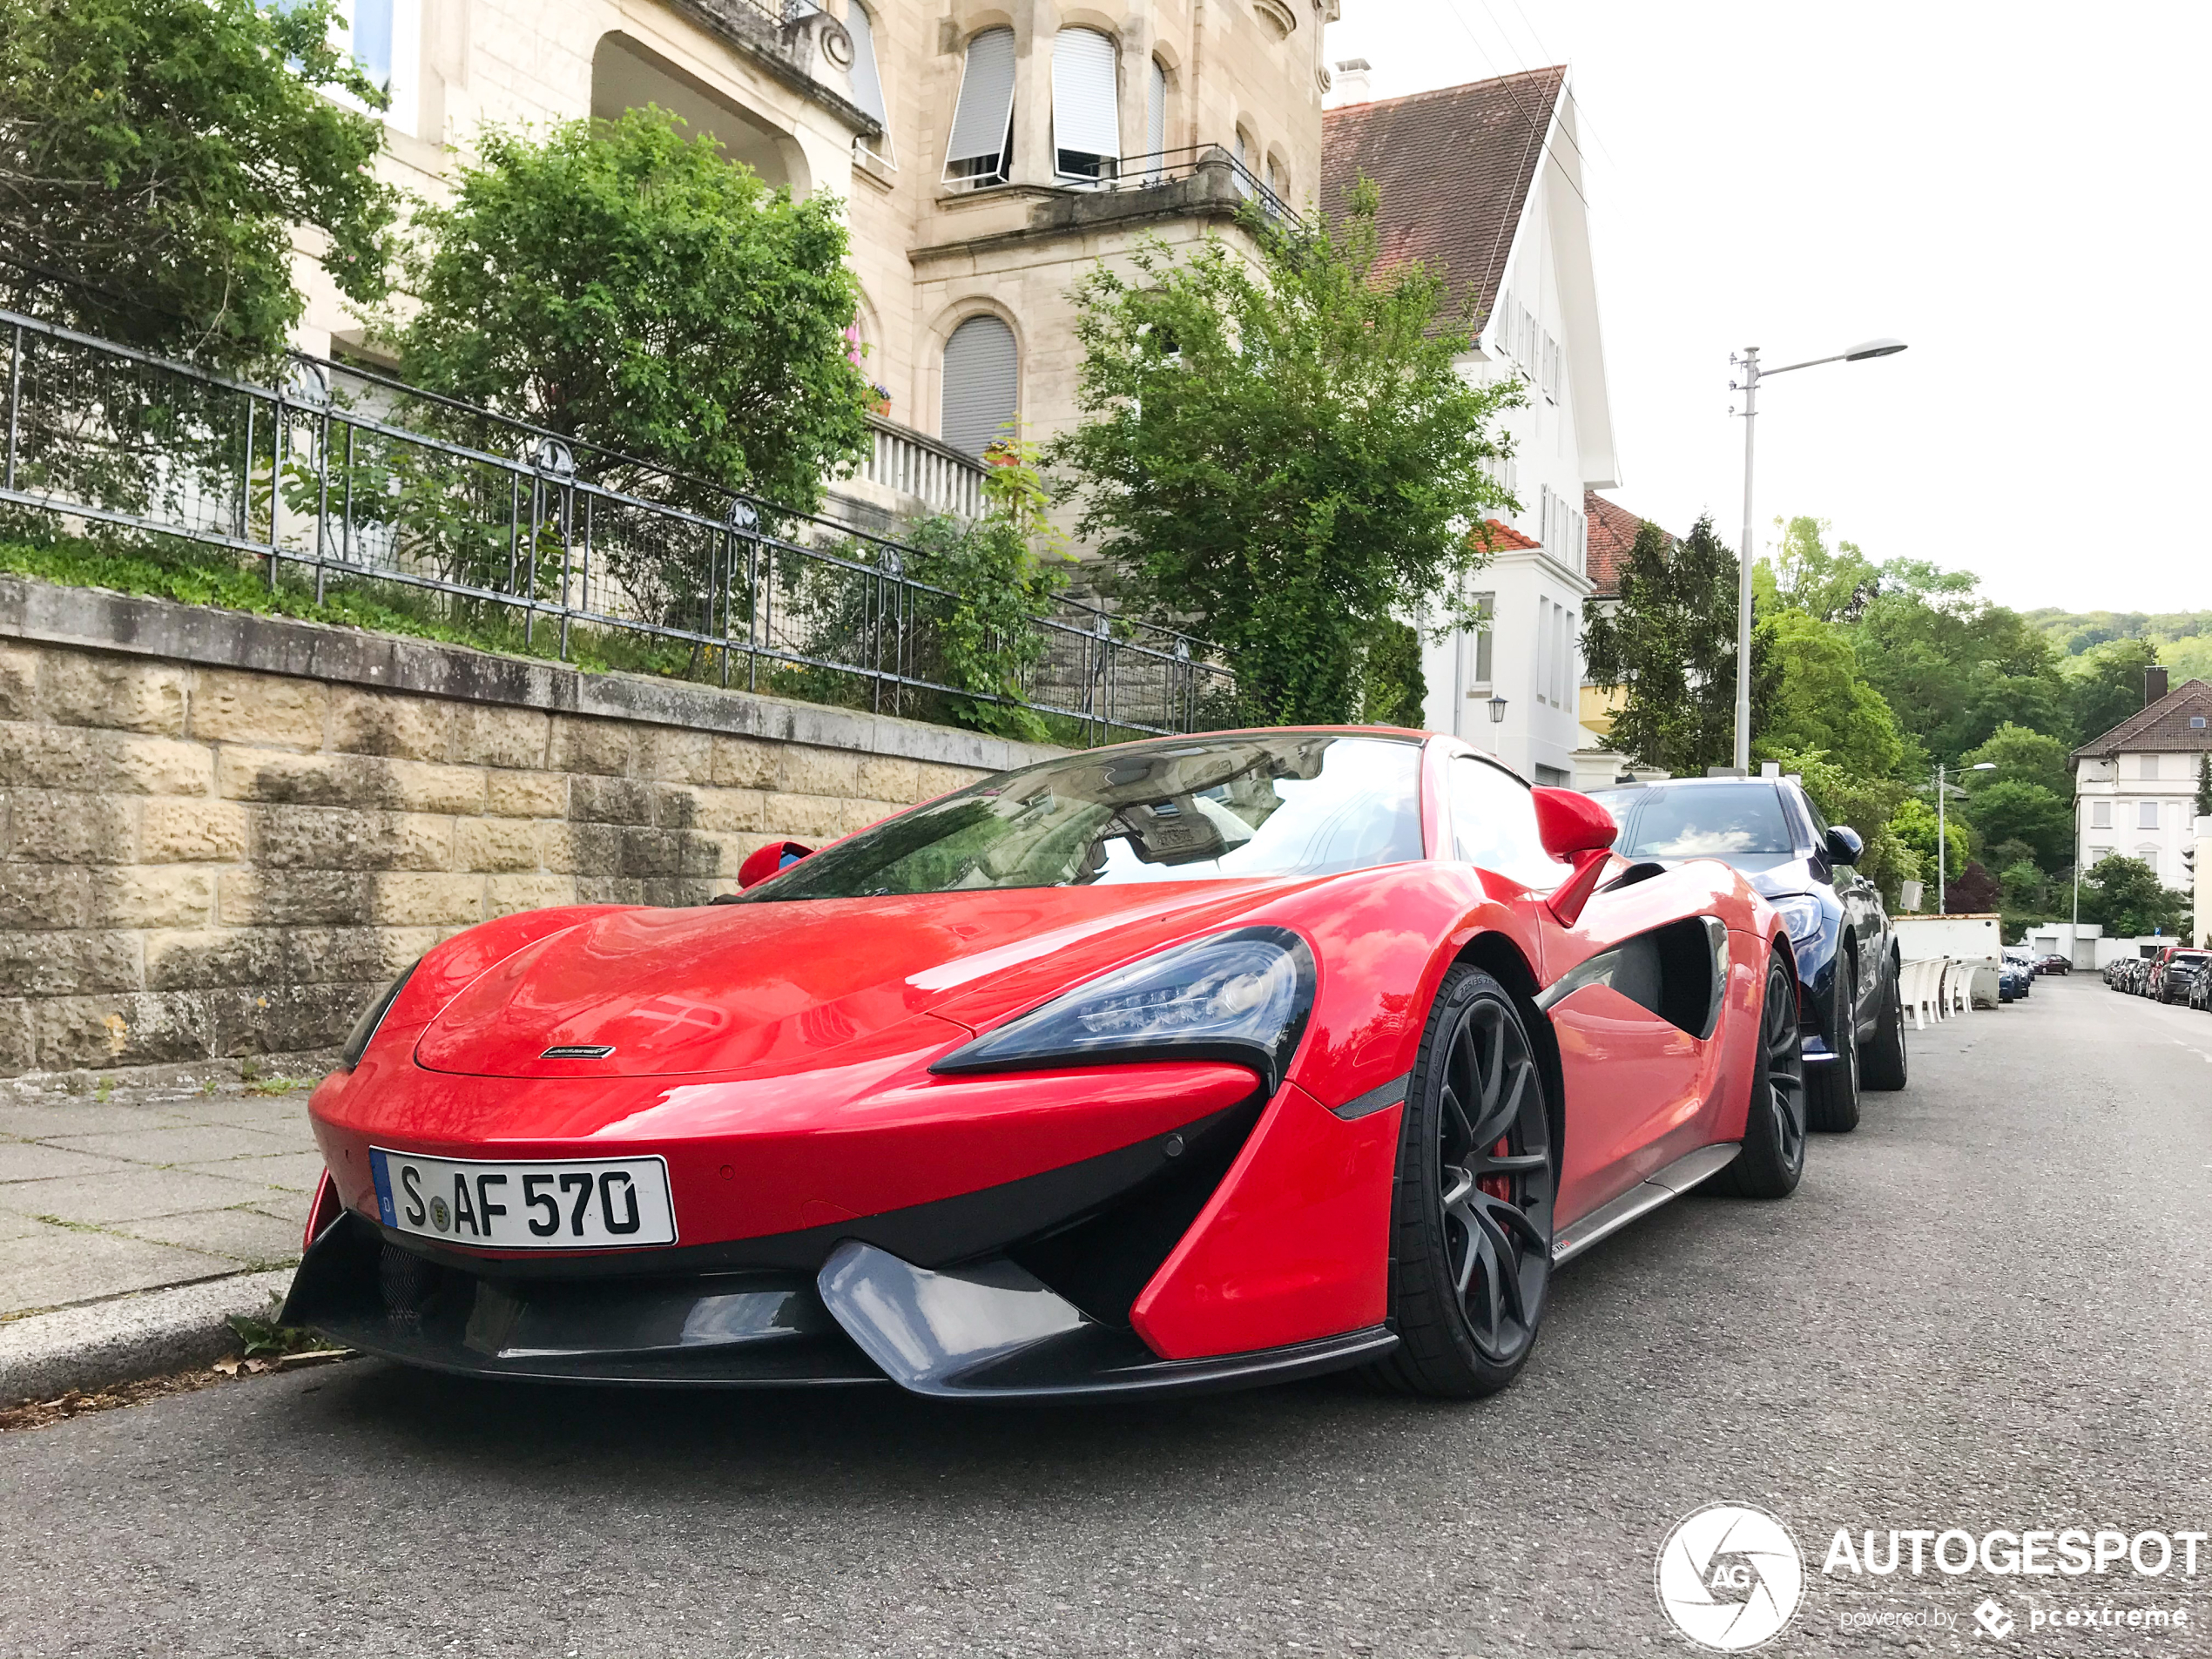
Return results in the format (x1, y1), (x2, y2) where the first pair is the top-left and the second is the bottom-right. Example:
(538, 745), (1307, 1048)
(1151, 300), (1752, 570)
(1075, 145), (1298, 223)
(850, 415), (987, 520)
(0, 308), (1233, 743)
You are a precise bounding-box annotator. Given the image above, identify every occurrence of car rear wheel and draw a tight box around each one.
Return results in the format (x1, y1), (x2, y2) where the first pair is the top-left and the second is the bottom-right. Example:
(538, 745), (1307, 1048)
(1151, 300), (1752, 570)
(1713, 951), (1807, 1199)
(1804, 954), (1861, 1132)
(1858, 957), (1908, 1091)
(1370, 965), (1555, 1400)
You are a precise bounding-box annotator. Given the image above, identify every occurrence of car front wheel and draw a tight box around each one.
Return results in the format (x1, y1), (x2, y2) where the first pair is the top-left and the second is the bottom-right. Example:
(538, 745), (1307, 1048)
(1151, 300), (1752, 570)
(1371, 965), (1556, 1400)
(1714, 950), (1807, 1199)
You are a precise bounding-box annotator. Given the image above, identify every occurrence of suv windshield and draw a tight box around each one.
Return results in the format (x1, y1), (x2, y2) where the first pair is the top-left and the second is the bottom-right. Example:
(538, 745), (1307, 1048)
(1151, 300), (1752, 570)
(750, 732), (1425, 900)
(1587, 782), (1798, 866)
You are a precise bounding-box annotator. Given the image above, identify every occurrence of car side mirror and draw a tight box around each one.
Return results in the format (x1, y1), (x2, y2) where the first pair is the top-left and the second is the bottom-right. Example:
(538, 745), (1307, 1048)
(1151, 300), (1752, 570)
(1824, 826), (1864, 866)
(1532, 787), (1618, 928)
(738, 840), (813, 890)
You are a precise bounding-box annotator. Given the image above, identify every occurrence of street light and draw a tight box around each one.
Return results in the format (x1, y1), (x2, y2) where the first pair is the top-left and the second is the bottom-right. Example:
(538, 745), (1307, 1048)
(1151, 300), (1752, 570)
(1930, 760), (1995, 913)
(1728, 337), (1909, 771)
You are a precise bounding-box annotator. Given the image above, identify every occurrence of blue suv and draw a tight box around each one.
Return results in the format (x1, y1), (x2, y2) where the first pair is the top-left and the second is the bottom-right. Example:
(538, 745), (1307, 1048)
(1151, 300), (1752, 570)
(1587, 775), (1906, 1133)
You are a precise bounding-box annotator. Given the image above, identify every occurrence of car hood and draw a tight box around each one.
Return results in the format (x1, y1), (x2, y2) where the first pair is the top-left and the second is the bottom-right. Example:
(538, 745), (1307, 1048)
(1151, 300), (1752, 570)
(412, 880), (1322, 1080)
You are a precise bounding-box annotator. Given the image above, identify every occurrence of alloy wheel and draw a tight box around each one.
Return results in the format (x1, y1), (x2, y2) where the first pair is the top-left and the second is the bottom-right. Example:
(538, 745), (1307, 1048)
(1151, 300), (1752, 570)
(1762, 961), (1808, 1170)
(1435, 993), (1555, 1366)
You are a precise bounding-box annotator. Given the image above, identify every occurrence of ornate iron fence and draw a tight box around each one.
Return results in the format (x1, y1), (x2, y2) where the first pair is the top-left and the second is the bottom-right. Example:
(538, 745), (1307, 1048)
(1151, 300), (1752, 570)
(0, 308), (1233, 743)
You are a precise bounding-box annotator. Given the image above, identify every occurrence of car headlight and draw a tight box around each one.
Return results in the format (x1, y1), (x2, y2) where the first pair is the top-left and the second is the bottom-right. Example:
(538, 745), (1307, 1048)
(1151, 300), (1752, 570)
(339, 961), (419, 1069)
(1769, 894), (1826, 945)
(931, 927), (1316, 1094)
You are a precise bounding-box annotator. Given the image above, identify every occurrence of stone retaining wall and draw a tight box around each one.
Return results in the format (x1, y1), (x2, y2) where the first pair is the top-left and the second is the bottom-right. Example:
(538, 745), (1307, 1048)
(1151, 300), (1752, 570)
(0, 577), (1057, 1075)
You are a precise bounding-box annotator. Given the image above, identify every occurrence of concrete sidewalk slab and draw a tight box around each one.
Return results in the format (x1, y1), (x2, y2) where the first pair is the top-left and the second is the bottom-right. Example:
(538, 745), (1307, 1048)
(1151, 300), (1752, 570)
(0, 1268), (294, 1405)
(1, 1053), (333, 1321)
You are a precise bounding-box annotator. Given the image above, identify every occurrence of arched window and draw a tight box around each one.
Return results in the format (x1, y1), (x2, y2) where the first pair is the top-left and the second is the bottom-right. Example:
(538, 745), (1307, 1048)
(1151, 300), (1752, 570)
(941, 315), (1018, 456)
(1231, 126), (1256, 198)
(1052, 27), (1121, 180)
(846, 2), (893, 166)
(944, 26), (1015, 187)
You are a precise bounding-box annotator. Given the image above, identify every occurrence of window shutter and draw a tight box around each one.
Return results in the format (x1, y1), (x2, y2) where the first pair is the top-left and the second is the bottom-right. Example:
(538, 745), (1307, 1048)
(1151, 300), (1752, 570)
(2141, 800), (2160, 830)
(846, 3), (889, 132)
(1052, 28), (1120, 174)
(946, 27), (1016, 172)
(941, 315), (1019, 456)
(2093, 801), (2112, 829)
(1147, 58), (1166, 160)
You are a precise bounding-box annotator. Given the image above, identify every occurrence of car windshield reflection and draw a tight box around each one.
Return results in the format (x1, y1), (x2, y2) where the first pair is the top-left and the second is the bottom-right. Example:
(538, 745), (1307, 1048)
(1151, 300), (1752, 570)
(748, 732), (1426, 900)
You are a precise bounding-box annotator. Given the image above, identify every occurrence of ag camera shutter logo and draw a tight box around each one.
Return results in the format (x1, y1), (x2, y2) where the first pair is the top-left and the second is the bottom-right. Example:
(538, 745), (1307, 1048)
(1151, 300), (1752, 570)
(1656, 1503), (1805, 1650)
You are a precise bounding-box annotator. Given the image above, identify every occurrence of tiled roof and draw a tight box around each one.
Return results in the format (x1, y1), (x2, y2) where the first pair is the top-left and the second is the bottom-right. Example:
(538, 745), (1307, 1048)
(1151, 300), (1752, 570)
(1319, 68), (1568, 338)
(1583, 490), (1663, 598)
(1474, 517), (1541, 553)
(2072, 678), (2212, 759)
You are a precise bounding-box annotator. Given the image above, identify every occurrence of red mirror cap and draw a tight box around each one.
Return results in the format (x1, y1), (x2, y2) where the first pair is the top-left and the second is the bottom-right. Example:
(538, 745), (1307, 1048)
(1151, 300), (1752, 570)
(738, 840), (814, 890)
(1532, 786), (1618, 860)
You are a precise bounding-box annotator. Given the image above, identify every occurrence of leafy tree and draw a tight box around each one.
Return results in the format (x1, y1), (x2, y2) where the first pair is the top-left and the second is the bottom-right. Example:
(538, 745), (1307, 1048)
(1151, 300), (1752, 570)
(0, 0), (397, 364)
(1946, 859), (2000, 914)
(1750, 608), (1903, 779)
(1851, 582), (2067, 764)
(1360, 619), (1427, 729)
(2064, 637), (2161, 747)
(1966, 779), (2072, 872)
(1998, 858), (2053, 942)
(1752, 516), (1904, 623)
(1581, 516), (1743, 775)
(395, 108), (871, 516)
(1890, 795), (1967, 884)
(1049, 181), (1518, 723)
(2079, 854), (2190, 938)
(2195, 752), (2210, 819)
(1961, 721), (2073, 800)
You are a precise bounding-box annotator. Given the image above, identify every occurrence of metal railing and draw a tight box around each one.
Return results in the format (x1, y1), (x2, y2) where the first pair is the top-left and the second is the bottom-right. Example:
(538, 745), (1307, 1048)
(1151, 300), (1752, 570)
(1085, 145), (1299, 224)
(0, 308), (1234, 743)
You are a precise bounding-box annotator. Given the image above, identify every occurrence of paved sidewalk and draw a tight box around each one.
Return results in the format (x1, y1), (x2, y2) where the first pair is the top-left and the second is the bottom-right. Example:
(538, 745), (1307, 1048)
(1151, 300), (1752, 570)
(0, 1058), (331, 1319)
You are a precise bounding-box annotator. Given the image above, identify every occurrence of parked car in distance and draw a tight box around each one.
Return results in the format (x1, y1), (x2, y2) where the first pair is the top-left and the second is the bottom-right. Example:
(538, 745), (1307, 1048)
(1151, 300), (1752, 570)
(1997, 960), (2032, 1002)
(1588, 774), (1903, 1134)
(2155, 948), (2211, 1005)
(2037, 954), (2072, 976)
(2191, 967), (2212, 1012)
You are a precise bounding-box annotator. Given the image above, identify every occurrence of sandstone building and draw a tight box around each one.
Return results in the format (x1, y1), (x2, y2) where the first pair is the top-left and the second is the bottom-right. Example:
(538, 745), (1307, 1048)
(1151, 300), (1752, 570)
(298, 0), (1340, 524)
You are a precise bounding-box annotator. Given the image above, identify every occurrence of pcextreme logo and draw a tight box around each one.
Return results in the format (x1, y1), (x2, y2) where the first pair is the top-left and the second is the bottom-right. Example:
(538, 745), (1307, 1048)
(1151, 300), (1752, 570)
(1656, 1503), (1806, 1650)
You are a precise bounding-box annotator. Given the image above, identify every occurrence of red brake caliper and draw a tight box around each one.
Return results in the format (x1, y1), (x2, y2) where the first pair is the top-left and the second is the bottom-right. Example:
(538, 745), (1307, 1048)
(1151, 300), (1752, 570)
(1476, 1138), (1514, 1203)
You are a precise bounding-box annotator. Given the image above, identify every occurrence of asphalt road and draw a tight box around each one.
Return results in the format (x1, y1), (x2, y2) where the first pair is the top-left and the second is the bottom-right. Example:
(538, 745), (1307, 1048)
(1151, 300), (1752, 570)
(6, 974), (2212, 1659)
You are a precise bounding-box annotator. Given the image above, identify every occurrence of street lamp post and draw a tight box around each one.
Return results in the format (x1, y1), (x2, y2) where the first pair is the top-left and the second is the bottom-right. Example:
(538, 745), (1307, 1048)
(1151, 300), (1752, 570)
(1728, 337), (1908, 772)
(1933, 759), (1996, 913)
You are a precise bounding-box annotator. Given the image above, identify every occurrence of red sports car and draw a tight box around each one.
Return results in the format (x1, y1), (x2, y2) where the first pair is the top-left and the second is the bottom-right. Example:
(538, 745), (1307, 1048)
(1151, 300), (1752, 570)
(287, 728), (1805, 1400)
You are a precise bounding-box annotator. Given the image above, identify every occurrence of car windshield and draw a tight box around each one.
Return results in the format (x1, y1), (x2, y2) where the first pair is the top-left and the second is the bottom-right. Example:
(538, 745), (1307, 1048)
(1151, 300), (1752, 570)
(1588, 783), (1798, 868)
(749, 732), (1426, 900)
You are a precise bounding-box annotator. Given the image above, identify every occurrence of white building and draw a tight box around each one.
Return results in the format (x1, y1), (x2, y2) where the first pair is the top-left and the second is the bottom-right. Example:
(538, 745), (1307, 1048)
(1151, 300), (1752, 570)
(1322, 66), (1618, 784)
(2070, 671), (2211, 899)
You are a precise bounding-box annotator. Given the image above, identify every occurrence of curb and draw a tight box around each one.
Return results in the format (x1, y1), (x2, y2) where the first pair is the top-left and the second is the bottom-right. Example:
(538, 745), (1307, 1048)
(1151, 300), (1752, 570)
(0, 1269), (295, 1406)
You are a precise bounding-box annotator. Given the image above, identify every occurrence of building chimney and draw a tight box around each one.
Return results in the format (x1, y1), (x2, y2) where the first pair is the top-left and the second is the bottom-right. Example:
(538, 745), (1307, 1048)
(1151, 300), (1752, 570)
(2146, 665), (2170, 706)
(1326, 58), (1373, 109)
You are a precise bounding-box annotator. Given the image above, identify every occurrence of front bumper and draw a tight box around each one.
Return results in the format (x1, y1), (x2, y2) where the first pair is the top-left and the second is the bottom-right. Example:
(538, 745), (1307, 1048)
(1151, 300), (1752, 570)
(284, 1213), (1393, 1399)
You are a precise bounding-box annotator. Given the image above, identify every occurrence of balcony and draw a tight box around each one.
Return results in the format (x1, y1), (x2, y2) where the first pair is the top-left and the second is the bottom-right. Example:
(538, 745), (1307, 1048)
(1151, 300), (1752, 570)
(826, 415), (988, 532)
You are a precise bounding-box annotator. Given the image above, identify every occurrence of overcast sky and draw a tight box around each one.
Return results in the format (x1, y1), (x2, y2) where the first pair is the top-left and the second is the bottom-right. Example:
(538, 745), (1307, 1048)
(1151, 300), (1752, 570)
(1323, 1), (2211, 616)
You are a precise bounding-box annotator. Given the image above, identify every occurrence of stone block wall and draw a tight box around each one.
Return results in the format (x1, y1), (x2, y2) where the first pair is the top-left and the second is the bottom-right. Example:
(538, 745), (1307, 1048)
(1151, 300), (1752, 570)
(0, 578), (1057, 1075)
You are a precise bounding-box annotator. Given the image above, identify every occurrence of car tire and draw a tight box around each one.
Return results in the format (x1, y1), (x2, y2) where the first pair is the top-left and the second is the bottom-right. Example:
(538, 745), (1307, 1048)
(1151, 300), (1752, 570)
(1713, 950), (1808, 1200)
(1369, 965), (1556, 1400)
(1804, 954), (1862, 1132)
(1858, 958), (1908, 1092)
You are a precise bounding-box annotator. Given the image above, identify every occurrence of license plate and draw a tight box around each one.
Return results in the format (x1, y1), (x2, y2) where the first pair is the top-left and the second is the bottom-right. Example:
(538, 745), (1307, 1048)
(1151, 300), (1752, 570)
(369, 1149), (676, 1249)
